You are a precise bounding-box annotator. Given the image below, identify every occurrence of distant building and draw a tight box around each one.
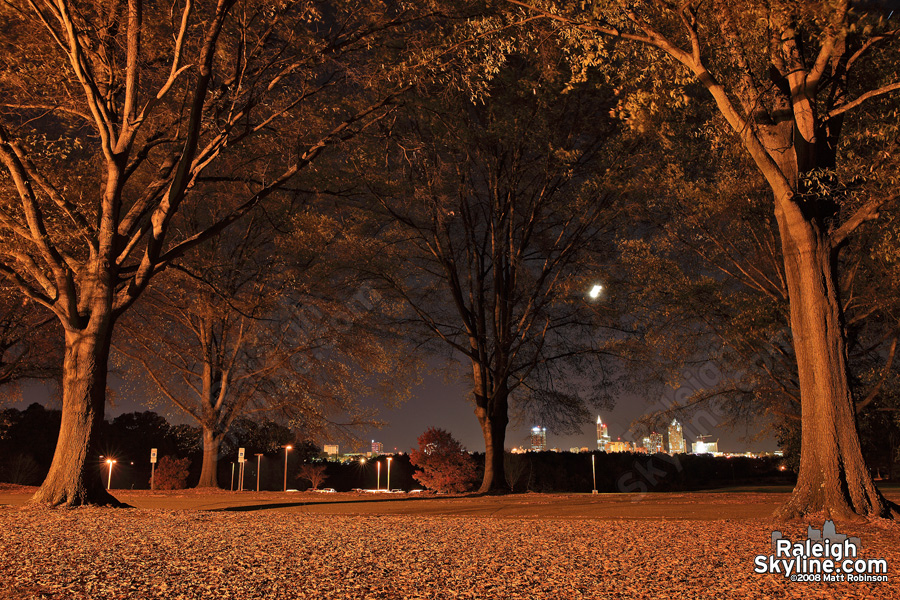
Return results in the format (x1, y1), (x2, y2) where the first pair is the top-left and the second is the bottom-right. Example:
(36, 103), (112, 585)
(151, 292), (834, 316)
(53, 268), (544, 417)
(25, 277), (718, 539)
(605, 439), (632, 453)
(531, 426), (547, 451)
(323, 444), (339, 456)
(648, 432), (664, 454)
(692, 437), (718, 454)
(667, 419), (685, 454)
(371, 440), (383, 454)
(596, 416), (610, 450)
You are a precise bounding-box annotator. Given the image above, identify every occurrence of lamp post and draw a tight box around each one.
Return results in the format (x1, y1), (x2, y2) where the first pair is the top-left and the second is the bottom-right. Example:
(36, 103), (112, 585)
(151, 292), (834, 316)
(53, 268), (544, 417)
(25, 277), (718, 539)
(255, 453), (263, 492)
(386, 456), (392, 491)
(591, 454), (598, 494)
(283, 445), (293, 492)
(105, 458), (117, 490)
(376, 461), (381, 491)
(359, 458), (367, 488)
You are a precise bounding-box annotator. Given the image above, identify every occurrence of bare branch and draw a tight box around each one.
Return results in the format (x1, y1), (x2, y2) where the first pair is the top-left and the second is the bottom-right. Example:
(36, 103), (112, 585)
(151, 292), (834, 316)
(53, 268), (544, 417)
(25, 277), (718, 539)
(828, 81), (900, 119)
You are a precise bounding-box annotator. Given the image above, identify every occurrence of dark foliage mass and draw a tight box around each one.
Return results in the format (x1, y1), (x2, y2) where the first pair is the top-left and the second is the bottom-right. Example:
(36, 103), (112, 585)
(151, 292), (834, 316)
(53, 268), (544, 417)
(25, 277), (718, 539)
(0, 404), (315, 490)
(153, 456), (191, 491)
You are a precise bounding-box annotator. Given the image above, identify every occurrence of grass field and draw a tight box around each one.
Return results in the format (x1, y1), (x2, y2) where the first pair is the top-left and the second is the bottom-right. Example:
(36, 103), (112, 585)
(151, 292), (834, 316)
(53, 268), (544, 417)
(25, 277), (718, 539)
(2, 485), (898, 599)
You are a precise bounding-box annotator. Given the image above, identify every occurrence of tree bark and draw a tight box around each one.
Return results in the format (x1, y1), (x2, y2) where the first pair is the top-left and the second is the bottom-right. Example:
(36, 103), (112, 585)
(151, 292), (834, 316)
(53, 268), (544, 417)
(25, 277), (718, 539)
(474, 389), (509, 494)
(196, 425), (224, 488)
(30, 325), (123, 507)
(772, 198), (898, 520)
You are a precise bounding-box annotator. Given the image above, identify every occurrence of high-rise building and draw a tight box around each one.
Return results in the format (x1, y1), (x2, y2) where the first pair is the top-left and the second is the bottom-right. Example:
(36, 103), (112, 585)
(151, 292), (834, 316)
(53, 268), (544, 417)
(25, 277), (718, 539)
(323, 444), (339, 456)
(371, 440), (383, 454)
(692, 436), (718, 454)
(531, 426), (547, 451)
(648, 432), (664, 454)
(596, 416), (610, 450)
(667, 419), (685, 454)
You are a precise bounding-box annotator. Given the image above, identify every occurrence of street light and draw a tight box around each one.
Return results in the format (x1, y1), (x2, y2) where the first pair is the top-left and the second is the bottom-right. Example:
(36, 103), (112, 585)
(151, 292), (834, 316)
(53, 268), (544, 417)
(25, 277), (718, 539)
(105, 458), (117, 490)
(255, 453), (263, 492)
(376, 461), (381, 491)
(359, 457), (367, 488)
(387, 456), (392, 491)
(591, 454), (598, 494)
(283, 445), (293, 492)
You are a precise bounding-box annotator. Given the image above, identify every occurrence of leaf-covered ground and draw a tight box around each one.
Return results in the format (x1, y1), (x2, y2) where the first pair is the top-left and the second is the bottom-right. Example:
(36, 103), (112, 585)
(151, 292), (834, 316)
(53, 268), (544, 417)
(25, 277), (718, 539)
(1, 505), (898, 599)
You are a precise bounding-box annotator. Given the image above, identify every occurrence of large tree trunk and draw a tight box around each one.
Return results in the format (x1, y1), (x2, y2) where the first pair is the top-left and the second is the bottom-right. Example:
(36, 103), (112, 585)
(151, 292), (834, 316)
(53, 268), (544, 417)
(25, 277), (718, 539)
(30, 326), (122, 507)
(772, 196), (897, 520)
(196, 425), (224, 488)
(474, 389), (509, 494)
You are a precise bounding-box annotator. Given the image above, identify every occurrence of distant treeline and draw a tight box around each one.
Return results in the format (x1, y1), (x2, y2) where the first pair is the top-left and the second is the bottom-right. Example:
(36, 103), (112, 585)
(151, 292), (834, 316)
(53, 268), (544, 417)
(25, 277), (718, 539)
(1, 403), (793, 492)
(0, 403), (318, 490)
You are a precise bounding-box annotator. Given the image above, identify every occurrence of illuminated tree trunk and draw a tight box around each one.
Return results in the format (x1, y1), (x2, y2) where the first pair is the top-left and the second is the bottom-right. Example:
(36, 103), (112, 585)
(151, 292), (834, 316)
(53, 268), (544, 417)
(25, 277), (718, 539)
(197, 426), (225, 488)
(772, 195), (896, 520)
(473, 377), (509, 494)
(691, 27), (897, 519)
(30, 324), (121, 507)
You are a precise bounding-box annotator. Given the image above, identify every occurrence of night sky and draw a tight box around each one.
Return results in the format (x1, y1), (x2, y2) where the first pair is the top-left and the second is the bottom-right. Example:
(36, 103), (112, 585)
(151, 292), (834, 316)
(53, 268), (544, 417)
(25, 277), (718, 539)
(9, 362), (779, 457)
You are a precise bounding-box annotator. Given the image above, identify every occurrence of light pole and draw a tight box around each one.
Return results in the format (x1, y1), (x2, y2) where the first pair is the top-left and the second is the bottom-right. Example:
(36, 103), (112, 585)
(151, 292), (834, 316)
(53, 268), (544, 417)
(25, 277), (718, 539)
(105, 459), (117, 490)
(283, 445), (292, 492)
(255, 453), (263, 492)
(359, 458), (367, 488)
(591, 454), (598, 494)
(376, 461), (381, 491)
(386, 456), (392, 491)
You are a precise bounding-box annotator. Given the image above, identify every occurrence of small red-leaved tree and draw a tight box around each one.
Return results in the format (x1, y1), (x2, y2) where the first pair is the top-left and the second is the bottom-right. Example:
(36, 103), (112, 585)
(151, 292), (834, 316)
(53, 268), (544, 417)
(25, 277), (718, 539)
(410, 428), (478, 494)
(154, 456), (191, 491)
(297, 463), (328, 491)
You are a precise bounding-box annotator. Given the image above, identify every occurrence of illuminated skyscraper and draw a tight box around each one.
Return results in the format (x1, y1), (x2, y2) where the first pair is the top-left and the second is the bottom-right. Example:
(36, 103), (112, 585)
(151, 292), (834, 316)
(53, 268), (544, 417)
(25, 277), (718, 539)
(692, 436), (718, 454)
(648, 432), (664, 454)
(531, 426), (547, 451)
(371, 440), (383, 454)
(596, 416), (610, 450)
(667, 419), (685, 454)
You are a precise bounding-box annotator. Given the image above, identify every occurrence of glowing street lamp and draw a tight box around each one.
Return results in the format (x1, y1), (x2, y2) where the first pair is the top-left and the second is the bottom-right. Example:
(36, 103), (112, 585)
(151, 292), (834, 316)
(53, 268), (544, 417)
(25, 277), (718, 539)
(376, 461), (381, 491)
(387, 456), (392, 491)
(591, 454), (597, 494)
(283, 445), (293, 492)
(105, 458), (117, 490)
(359, 457), (367, 487)
(255, 454), (263, 492)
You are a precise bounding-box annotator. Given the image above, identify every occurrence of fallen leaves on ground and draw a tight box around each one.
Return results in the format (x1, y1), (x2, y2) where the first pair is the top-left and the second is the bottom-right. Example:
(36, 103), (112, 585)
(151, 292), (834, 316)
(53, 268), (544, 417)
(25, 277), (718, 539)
(1, 507), (897, 599)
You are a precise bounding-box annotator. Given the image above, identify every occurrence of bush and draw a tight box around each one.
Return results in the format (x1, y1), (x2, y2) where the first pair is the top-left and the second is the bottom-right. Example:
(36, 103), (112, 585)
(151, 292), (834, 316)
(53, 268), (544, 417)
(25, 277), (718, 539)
(410, 427), (477, 493)
(154, 456), (191, 490)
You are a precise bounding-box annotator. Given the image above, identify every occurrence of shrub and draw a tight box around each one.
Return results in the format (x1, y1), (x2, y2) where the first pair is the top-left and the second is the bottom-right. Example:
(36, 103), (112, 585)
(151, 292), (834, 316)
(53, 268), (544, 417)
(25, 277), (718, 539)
(410, 427), (477, 493)
(154, 455), (191, 490)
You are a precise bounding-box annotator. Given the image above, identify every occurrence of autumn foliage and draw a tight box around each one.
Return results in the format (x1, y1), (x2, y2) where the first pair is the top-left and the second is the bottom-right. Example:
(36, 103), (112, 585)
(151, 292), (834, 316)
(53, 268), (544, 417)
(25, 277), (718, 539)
(153, 456), (191, 491)
(410, 428), (478, 494)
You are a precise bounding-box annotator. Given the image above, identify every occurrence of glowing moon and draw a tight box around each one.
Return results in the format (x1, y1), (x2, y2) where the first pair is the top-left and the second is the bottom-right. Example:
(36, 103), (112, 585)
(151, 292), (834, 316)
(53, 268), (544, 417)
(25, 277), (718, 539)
(589, 284), (603, 299)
